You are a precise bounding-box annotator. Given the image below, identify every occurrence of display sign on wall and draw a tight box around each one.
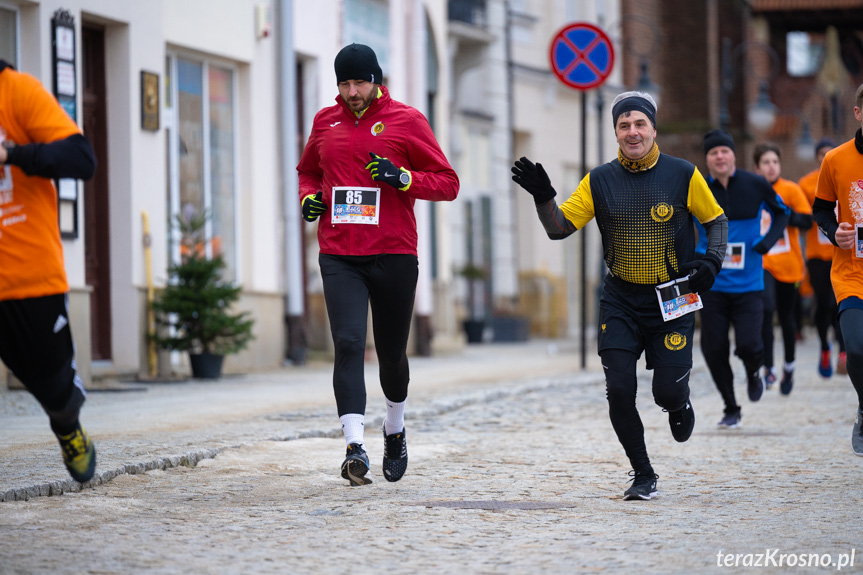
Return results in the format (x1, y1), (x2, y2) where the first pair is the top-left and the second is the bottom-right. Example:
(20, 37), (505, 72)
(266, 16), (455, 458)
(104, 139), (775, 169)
(51, 8), (79, 239)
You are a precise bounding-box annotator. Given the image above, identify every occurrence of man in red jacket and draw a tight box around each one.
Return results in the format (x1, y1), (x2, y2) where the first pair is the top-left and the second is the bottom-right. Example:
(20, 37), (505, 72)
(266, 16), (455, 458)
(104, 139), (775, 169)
(297, 44), (459, 486)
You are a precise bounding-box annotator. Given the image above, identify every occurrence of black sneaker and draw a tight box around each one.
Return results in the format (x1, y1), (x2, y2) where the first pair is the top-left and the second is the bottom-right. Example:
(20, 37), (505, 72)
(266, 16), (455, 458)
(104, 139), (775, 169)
(747, 369), (764, 402)
(623, 470), (658, 501)
(852, 410), (863, 457)
(341, 443), (371, 486)
(667, 401), (695, 442)
(763, 369), (776, 390)
(382, 425), (408, 482)
(55, 424), (96, 483)
(717, 410), (742, 429)
(780, 368), (794, 395)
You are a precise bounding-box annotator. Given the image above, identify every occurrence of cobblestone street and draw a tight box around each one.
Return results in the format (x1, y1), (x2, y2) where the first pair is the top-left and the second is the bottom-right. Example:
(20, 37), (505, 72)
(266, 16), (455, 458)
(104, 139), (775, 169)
(1, 336), (861, 574)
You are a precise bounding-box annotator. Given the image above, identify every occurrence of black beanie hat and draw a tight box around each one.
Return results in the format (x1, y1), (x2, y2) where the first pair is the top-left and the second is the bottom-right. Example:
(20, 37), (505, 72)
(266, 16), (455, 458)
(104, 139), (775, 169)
(814, 137), (836, 156)
(334, 43), (382, 84)
(703, 129), (735, 155)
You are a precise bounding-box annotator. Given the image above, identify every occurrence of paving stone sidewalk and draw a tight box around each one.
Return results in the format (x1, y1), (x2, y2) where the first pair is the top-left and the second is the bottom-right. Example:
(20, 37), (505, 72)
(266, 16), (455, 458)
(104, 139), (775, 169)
(1, 336), (860, 574)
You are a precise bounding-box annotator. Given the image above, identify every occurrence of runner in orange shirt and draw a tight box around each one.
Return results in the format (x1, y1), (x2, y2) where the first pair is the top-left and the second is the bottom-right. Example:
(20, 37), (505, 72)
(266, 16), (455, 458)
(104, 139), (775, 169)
(0, 61), (97, 482)
(799, 138), (846, 377)
(754, 143), (812, 395)
(813, 82), (863, 456)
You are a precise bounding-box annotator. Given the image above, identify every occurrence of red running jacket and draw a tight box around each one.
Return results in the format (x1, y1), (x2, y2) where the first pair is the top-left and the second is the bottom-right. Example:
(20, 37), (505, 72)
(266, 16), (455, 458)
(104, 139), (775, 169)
(297, 86), (459, 256)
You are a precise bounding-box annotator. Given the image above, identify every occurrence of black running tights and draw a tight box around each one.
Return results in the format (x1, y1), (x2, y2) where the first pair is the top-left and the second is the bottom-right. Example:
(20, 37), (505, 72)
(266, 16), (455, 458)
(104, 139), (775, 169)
(319, 254), (418, 416)
(762, 270), (799, 368)
(839, 308), (863, 409)
(807, 258), (844, 352)
(600, 348), (690, 474)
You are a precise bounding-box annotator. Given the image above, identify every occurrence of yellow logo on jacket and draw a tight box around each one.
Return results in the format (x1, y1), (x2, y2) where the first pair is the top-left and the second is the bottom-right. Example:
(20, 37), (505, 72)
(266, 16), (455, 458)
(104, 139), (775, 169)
(664, 332), (686, 351)
(371, 121), (385, 136)
(651, 202), (673, 222)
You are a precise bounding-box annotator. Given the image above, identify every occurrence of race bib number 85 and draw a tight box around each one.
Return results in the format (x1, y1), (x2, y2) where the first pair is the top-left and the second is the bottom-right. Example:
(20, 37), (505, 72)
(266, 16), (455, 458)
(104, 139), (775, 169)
(331, 186), (380, 225)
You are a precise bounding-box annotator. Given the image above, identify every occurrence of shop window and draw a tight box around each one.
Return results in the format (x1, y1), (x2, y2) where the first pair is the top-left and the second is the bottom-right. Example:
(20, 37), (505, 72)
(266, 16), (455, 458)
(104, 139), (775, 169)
(0, 5), (17, 65)
(165, 54), (237, 280)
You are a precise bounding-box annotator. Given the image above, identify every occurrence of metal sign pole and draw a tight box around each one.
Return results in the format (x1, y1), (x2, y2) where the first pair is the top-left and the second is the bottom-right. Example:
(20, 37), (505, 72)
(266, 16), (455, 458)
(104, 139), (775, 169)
(580, 91), (588, 370)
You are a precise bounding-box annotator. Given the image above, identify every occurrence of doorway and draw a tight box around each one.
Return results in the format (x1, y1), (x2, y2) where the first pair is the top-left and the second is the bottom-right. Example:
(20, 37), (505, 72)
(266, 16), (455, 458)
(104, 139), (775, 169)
(81, 25), (112, 360)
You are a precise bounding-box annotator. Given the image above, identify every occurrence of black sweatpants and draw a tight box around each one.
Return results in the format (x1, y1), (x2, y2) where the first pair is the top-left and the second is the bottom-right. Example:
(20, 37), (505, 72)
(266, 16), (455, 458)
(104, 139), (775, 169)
(699, 290), (764, 415)
(319, 254), (418, 416)
(0, 293), (85, 430)
(807, 258), (844, 353)
(762, 270), (799, 369)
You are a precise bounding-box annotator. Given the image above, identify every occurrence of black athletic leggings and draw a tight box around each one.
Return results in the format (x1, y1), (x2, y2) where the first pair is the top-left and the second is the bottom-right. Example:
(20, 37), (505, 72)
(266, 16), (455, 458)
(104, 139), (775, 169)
(600, 348), (690, 474)
(762, 270), (799, 369)
(839, 308), (863, 409)
(807, 258), (844, 353)
(699, 290), (764, 415)
(319, 253), (418, 416)
(0, 293), (85, 431)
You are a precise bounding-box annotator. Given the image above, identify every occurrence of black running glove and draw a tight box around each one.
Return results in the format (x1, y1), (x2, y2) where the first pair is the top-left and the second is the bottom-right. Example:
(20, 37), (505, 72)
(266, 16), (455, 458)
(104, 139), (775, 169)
(752, 240), (770, 255)
(365, 152), (412, 190)
(302, 191), (327, 222)
(679, 256), (721, 294)
(511, 156), (557, 205)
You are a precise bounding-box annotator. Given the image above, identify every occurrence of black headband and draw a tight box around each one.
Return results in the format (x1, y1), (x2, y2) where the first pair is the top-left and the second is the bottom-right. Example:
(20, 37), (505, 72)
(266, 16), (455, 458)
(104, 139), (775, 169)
(612, 96), (656, 128)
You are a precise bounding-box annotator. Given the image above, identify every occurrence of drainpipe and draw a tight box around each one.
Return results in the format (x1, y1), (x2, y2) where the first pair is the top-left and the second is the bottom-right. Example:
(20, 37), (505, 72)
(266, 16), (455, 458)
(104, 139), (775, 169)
(278, 0), (306, 365)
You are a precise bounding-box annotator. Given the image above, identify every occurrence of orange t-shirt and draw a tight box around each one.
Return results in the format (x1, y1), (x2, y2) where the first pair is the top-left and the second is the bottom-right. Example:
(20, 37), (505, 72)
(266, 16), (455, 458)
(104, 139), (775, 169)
(799, 168), (835, 261)
(0, 68), (80, 301)
(815, 139), (863, 305)
(761, 178), (810, 284)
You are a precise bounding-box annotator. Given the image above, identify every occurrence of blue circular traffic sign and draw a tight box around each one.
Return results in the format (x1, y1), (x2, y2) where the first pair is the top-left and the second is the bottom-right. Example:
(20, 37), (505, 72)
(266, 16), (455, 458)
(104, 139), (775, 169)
(549, 22), (615, 91)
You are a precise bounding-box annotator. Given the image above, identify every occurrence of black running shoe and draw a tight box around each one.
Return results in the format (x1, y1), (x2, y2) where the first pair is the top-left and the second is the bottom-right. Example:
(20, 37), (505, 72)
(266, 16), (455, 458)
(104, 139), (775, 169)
(382, 425), (408, 482)
(747, 369), (765, 402)
(623, 470), (658, 501)
(668, 400), (695, 442)
(56, 424), (96, 483)
(852, 410), (863, 457)
(341, 443), (371, 486)
(780, 368), (794, 395)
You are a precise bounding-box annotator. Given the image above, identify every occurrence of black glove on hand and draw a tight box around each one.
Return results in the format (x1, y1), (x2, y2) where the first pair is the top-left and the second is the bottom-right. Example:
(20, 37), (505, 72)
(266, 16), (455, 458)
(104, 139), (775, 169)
(752, 240), (769, 255)
(679, 257), (720, 294)
(302, 191), (327, 222)
(365, 152), (411, 190)
(511, 156), (557, 205)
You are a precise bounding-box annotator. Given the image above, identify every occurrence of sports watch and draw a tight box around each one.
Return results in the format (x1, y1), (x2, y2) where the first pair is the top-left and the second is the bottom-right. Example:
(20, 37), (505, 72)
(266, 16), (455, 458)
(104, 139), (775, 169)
(398, 171), (410, 187)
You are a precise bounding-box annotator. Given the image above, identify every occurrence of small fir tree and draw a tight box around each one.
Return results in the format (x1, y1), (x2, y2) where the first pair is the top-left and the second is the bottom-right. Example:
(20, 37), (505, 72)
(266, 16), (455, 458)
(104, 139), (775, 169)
(152, 211), (254, 356)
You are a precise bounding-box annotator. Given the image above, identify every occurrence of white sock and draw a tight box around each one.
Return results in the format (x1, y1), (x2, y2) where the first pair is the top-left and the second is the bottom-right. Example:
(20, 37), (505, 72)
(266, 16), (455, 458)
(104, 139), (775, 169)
(340, 413), (365, 447)
(784, 361), (796, 373)
(384, 399), (406, 435)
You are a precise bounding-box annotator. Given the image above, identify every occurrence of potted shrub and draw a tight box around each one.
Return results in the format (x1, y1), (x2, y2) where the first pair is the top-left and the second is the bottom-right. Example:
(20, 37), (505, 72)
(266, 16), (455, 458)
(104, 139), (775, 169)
(459, 263), (487, 344)
(151, 210), (254, 379)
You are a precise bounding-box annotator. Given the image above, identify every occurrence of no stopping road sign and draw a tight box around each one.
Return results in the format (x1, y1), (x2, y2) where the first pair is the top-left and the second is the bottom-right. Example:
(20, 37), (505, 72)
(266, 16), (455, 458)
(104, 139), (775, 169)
(549, 22), (615, 91)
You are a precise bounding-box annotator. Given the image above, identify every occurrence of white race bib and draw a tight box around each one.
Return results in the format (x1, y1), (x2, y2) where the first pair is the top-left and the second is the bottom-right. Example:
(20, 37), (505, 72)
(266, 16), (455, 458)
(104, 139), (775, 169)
(655, 276), (703, 322)
(331, 186), (381, 225)
(723, 242), (745, 270)
(817, 226), (834, 245)
(856, 223), (863, 259)
(767, 229), (790, 256)
(0, 165), (12, 193)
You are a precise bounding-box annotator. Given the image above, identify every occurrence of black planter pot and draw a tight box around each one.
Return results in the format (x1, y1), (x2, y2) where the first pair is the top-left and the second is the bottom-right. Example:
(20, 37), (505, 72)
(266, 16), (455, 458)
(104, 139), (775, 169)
(189, 352), (224, 379)
(463, 319), (485, 344)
